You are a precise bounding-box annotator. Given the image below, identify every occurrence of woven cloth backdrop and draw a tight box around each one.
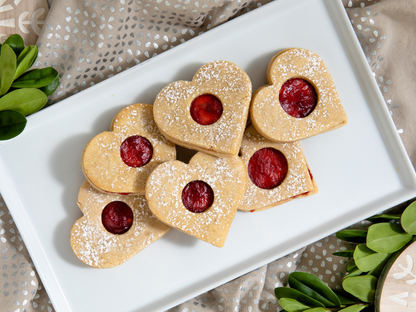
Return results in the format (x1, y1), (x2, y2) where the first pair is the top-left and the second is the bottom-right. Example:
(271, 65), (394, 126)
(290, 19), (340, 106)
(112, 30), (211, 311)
(1, 0), (415, 311)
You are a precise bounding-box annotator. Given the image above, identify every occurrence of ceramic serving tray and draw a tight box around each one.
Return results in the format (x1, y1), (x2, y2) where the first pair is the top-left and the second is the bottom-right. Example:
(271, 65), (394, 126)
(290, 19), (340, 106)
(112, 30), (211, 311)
(1, 0), (416, 311)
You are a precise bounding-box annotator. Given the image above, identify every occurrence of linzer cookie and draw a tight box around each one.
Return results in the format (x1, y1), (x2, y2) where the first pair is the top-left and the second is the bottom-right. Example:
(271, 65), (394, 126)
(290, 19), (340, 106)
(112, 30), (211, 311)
(250, 48), (347, 142)
(238, 125), (317, 212)
(153, 60), (252, 157)
(82, 103), (176, 195)
(145, 152), (248, 247)
(70, 181), (171, 268)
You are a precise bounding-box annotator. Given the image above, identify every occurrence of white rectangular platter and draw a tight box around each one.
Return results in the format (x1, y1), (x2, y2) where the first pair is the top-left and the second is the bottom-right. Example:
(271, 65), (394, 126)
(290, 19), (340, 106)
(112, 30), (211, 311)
(1, 0), (416, 311)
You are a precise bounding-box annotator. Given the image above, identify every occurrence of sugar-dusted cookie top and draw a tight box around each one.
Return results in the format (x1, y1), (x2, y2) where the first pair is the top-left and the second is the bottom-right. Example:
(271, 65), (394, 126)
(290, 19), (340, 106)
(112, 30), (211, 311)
(82, 103), (176, 195)
(145, 152), (248, 247)
(238, 125), (317, 212)
(70, 181), (171, 268)
(153, 60), (252, 157)
(250, 48), (347, 142)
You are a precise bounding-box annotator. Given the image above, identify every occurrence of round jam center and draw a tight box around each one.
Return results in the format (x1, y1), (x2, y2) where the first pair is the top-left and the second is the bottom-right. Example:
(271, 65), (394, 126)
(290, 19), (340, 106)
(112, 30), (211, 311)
(190, 94), (223, 125)
(181, 180), (214, 213)
(120, 135), (153, 168)
(279, 78), (317, 118)
(248, 148), (288, 189)
(101, 201), (134, 235)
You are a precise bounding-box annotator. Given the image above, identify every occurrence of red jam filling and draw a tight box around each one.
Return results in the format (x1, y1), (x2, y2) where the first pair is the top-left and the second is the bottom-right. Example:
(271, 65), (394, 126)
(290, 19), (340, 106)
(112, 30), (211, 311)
(292, 191), (309, 199)
(101, 201), (134, 234)
(248, 148), (288, 189)
(181, 180), (214, 213)
(279, 78), (317, 118)
(120, 135), (153, 168)
(190, 94), (223, 125)
(308, 169), (313, 181)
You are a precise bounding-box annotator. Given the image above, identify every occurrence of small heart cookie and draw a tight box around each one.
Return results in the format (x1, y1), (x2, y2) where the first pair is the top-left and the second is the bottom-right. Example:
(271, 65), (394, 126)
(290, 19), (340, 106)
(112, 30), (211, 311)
(145, 152), (248, 247)
(82, 103), (176, 195)
(238, 125), (317, 212)
(250, 48), (347, 142)
(70, 181), (171, 268)
(153, 60), (252, 157)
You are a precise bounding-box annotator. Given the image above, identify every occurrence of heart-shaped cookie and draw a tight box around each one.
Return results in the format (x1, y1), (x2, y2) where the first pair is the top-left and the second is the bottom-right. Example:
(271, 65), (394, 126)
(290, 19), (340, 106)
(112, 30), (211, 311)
(238, 125), (317, 212)
(70, 181), (171, 268)
(153, 60), (252, 157)
(250, 48), (348, 142)
(145, 152), (248, 247)
(82, 103), (176, 195)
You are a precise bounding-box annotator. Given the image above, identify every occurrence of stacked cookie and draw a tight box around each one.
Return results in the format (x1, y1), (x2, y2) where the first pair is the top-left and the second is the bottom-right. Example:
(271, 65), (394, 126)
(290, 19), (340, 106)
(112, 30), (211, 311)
(71, 104), (175, 268)
(70, 48), (347, 268)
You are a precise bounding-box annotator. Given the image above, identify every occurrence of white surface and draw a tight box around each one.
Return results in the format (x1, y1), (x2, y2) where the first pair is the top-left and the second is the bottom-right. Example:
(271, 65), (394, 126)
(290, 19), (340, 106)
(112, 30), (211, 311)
(1, 0), (416, 311)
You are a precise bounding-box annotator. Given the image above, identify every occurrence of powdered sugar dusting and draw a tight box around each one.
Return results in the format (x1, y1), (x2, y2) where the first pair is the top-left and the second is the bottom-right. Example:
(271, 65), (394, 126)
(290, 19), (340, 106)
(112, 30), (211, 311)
(238, 126), (315, 212)
(70, 181), (170, 268)
(251, 48), (347, 142)
(153, 60), (252, 156)
(82, 103), (176, 195)
(145, 152), (248, 247)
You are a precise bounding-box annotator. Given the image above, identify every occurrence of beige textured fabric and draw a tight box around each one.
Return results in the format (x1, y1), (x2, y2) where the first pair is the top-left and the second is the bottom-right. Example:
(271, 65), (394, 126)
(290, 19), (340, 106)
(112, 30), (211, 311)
(0, 0), (49, 45)
(36, 0), (271, 103)
(1, 0), (416, 311)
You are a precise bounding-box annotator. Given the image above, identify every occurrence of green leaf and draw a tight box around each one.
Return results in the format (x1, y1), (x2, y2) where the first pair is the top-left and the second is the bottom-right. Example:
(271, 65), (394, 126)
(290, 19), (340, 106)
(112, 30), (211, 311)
(288, 272), (341, 308)
(0, 88), (47, 116)
(344, 261), (363, 279)
(342, 275), (377, 302)
(344, 268), (364, 279)
(338, 304), (369, 312)
(0, 44), (17, 96)
(346, 260), (358, 273)
(4, 34), (24, 56)
(12, 67), (58, 89)
(401, 201), (416, 234)
(353, 244), (390, 272)
(367, 254), (391, 278)
(278, 298), (311, 312)
(275, 287), (325, 308)
(333, 290), (359, 306)
(336, 230), (367, 243)
(39, 76), (59, 96)
(303, 308), (329, 312)
(367, 223), (412, 253)
(14, 45), (38, 80)
(0, 110), (26, 140)
(333, 250), (354, 258)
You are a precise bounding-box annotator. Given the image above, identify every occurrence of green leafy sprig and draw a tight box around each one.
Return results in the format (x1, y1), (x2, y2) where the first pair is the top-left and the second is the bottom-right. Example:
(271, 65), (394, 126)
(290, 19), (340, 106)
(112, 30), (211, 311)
(0, 34), (60, 140)
(275, 271), (368, 312)
(274, 200), (416, 312)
